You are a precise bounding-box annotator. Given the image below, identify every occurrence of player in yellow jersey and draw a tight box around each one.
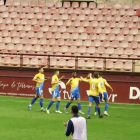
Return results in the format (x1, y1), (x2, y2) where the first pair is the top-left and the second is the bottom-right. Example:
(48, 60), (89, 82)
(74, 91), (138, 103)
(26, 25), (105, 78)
(46, 70), (64, 114)
(94, 72), (113, 116)
(81, 72), (104, 119)
(64, 72), (84, 114)
(28, 67), (49, 111)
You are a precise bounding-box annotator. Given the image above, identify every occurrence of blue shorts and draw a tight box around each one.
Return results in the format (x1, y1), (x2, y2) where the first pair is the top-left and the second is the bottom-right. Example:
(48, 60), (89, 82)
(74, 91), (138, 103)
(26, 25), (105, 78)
(89, 95), (100, 103)
(36, 87), (43, 95)
(99, 92), (108, 100)
(70, 91), (80, 100)
(52, 90), (60, 98)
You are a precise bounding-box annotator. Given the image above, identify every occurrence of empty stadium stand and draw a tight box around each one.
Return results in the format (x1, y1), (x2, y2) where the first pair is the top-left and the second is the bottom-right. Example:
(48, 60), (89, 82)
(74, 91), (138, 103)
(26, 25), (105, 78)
(0, 0), (140, 72)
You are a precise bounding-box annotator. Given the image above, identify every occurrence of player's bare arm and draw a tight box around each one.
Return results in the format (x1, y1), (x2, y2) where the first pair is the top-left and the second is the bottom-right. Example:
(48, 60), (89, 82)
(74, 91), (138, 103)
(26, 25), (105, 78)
(66, 78), (72, 85)
(59, 75), (65, 81)
(32, 77), (42, 84)
(105, 82), (113, 92)
(63, 121), (67, 127)
(44, 77), (51, 81)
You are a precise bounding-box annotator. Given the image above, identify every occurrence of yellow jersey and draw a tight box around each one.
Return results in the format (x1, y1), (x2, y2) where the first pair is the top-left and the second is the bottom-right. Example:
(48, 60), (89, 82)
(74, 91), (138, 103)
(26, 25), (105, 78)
(66, 78), (81, 92)
(51, 75), (59, 91)
(98, 78), (108, 92)
(82, 78), (102, 96)
(34, 73), (45, 87)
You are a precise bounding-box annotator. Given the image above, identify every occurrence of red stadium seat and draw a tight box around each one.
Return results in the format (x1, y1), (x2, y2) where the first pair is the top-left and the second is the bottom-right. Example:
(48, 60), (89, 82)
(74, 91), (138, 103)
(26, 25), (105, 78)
(121, 41), (129, 48)
(72, 2), (79, 8)
(119, 55), (128, 62)
(58, 7), (65, 14)
(97, 3), (105, 9)
(115, 48), (124, 55)
(70, 14), (77, 21)
(55, 2), (62, 8)
(84, 40), (91, 46)
(44, 13), (51, 20)
(78, 46), (87, 53)
(96, 14), (104, 21)
(114, 61), (123, 70)
(16, 44), (23, 51)
(103, 27), (111, 34)
(106, 61), (113, 70)
(89, 2), (96, 9)
(96, 47), (105, 54)
(103, 40), (110, 47)
(80, 2), (87, 8)
(7, 43), (14, 50)
(3, 56), (11, 65)
(39, 1), (46, 7)
(66, 59), (75, 68)
(126, 35), (134, 42)
(123, 3), (131, 10)
(116, 34), (124, 41)
(24, 6), (32, 13)
(124, 62), (132, 71)
(118, 8), (126, 16)
(2, 30), (9, 37)
(132, 3), (139, 10)
(53, 32), (61, 39)
(57, 59), (66, 67)
(114, 15), (121, 22)
(86, 59), (94, 69)
(50, 7), (57, 14)
(95, 60), (104, 69)
(0, 5), (6, 12)
(4, 37), (11, 43)
(39, 58), (48, 66)
(62, 32), (70, 39)
(87, 14), (95, 21)
(75, 39), (82, 46)
(46, 1), (54, 8)
(67, 26), (76, 33)
(74, 20), (81, 27)
(12, 37), (20, 44)
(36, 32), (44, 38)
(13, 18), (20, 25)
(30, 38), (38, 45)
(52, 45), (59, 53)
(67, 7), (73, 14)
(105, 15), (112, 22)
(30, 58), (38, 66)
(74, 8), (82, 14)
(82, 20), (90, 27)
(21, 18), (29, 25)
(8, 6), (15, 12)
(114, 3), (122, 10)
(130, 41), (138, 49)
(11, 57), (20, 65)
(89, 34), (97, 40)
(30, 1), (37, 7)
(109, 21), (116, 28)
(36, 13), (43, 19)
(71, 33), (79, 40)
(34, 7), (40, 13)
(127, 21), (134, 29)
(131, 16), (139, 22)
(95, 27), (102, 34)
(127, 9), (135, 16)
(47, 19), (55, 26)
(49, 38), (56, 45)
(99, 33), (106, 41)
(77, 27), (84, 33)
(92, 8), (100, 15)
(83, 8), (91, 15)
(124, 48), (133, 55)
(136, 22), (140, 29)
(130, 28), (138, 35)
(69, 46), (78, 53)
(93, 40), (101, 47)
(122, 16), (130, 22)
(111, 41), (119, 48)
(91, 20), (98, 27)
(63, 2), (70, 8)
(56, 20), (63, 26)
(60, 46), (68, 53)
(106, 48), (114, 54)
(0, 43), (6, 50)
(1, 12), (9, 18)
(106, 3), (113, 9)
(79, 14), (86, 21)
(57, 39), (64, 46)
(101, 8), (108, 15)
(19, 31), (26, 38)
(24, 44), (32, 51)
(21, 0), (29, 7)
(122, 28), (129, 35)
(13, 0), (20, 6)
(134, 35), (140, 42)
(65, 20), (72, 26)
(78, 59), (85, 68)
(107, 34), (115, 41)
(24, 25), (32, 31)
(87, 46), (96, 54)
(39, 19), (46, 26)
(112, 28), (120, 35)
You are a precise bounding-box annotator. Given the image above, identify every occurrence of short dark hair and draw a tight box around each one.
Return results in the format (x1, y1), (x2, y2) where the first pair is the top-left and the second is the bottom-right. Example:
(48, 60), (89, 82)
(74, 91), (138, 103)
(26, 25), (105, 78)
(38, 67), (43, 71)
(99, 72), (103, 76)
(94, 72), (99, 78)
(71, 105), (78, 114)
(54, 69), (59, 73)
(72, 72), (76, 75)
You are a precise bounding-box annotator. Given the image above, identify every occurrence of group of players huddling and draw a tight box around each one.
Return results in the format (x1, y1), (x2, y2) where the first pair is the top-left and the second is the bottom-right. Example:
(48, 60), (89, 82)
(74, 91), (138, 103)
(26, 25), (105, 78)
(28, 67), (113, 119)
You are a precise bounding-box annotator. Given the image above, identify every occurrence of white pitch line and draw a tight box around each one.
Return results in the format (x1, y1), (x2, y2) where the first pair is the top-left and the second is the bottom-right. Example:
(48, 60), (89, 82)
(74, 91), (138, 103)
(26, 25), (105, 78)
(0, 100), (139, 110)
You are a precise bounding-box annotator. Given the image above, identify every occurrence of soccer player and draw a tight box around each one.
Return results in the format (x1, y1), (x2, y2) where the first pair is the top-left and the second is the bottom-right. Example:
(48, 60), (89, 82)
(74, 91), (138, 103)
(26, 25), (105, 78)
(64, 72), (84, 114)
(81, 72), (104, 119)
(28, 67), (49, 111)
(94, 72), (113, 116)
(46, 70), (64, 114)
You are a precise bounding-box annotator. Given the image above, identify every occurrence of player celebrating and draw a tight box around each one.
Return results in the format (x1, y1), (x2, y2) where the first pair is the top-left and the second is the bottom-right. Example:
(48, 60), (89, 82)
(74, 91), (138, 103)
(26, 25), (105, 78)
(64, 72), (84, 114)
(28, 67), (49, 111)
(82, 72), (104, 119)
(94, 72), (113, 116)
(46, 70), (64, 114)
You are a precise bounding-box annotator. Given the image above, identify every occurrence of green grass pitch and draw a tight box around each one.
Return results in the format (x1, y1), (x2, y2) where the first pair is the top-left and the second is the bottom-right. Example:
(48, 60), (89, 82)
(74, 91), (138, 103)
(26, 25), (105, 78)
(0, 96), (139, 140)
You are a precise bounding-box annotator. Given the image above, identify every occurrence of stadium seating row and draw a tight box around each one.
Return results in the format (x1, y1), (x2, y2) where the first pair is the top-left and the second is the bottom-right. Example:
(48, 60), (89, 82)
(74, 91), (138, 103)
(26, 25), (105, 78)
(1, 1), (139, 10)
(0, 55), (133, 70)
(0, 6), (138, 16)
